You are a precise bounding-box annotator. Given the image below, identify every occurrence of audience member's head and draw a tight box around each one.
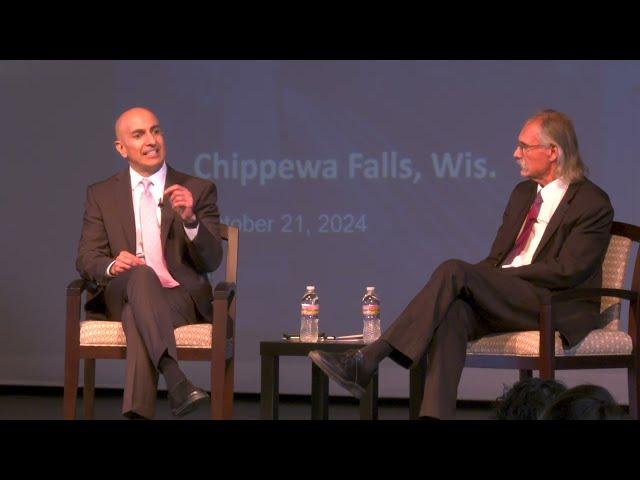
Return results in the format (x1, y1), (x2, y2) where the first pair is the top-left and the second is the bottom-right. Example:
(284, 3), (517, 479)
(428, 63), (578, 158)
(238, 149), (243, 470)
(539, 384), (626, 420)
(495, 378), (567, 420)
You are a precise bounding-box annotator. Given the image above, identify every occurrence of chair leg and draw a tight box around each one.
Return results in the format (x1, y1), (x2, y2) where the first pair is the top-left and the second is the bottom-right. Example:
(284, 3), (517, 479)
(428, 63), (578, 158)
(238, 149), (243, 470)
(83, 359), (95, 420)
(628, 365), (639, 420)
(519, 369), (533, 381)
(211, 356), (225, 420)
(63, 352), (79, 420)
(539, 367), (555, 380)
(223, 357), (234, 419)
(539, 352), (555, 380)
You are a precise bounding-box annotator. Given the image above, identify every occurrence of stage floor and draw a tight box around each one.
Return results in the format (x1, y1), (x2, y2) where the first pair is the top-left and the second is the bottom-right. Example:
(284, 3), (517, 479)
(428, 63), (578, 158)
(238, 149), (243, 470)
(0, 389), (493, 420)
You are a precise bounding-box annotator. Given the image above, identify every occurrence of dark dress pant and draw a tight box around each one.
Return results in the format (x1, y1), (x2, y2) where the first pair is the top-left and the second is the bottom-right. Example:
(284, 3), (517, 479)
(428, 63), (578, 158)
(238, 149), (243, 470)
(104, 265), (199, 418)
(382, 259), (548, 418)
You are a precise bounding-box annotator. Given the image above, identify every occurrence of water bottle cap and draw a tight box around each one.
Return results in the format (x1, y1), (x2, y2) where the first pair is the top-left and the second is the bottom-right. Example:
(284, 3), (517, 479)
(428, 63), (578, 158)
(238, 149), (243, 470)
(366, 286), (375, 293)
(306, 286), (316, 291)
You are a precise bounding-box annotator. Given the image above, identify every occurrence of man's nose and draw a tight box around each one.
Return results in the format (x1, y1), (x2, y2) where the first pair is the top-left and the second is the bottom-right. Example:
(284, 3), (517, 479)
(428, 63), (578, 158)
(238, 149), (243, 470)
(513, 146), (522, 158)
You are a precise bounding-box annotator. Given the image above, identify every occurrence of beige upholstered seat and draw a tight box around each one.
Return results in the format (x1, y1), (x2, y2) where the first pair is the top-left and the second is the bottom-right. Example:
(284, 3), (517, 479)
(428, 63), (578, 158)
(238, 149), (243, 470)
(80, 321), (213, 349)
(467, 329), (632, 357)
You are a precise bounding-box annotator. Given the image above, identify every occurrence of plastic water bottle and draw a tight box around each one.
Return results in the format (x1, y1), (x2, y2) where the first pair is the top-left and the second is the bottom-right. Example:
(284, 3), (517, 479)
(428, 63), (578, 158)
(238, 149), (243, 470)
(362, 286), (381, 344)
(300, 286), (319, 342)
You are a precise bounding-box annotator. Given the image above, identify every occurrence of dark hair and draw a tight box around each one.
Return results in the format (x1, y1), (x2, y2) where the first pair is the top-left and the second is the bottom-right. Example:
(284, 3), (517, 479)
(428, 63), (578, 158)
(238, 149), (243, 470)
(495, 378), (567, 420)
(539, 384), (626, 420)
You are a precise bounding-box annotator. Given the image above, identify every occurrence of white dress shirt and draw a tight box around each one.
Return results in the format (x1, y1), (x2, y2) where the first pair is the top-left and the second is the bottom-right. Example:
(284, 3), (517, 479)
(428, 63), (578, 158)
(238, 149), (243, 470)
(106, 162), (198, 276)
(502, 178), (569, 268)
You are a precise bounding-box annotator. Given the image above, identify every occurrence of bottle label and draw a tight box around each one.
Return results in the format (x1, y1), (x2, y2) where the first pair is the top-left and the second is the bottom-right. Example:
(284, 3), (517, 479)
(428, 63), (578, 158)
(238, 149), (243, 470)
(362, 305), (380, 316)
(301, 304), (319, 316)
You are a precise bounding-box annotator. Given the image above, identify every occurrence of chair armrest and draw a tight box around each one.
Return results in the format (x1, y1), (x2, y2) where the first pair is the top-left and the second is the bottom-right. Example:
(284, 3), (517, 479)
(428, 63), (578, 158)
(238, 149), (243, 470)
(66, 279), (87, 348)
(66, 279), (87, 296)
(66, 279), (101, 297)
(212, 282), (237, 361)
(537, 287), (640, 373)
(214, 281), (236, 302)
(543, 288), (638, 305)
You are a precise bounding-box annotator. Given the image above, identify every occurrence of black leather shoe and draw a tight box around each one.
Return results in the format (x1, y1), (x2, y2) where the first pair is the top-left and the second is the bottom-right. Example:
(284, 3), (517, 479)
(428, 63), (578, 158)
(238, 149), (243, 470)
(168, 379), (209, 417)
(308, 349), (373, 399)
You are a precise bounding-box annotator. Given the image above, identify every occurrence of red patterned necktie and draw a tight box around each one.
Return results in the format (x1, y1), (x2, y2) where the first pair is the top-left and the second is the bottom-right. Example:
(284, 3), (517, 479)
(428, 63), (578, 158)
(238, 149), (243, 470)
(502, 191), (543, 266)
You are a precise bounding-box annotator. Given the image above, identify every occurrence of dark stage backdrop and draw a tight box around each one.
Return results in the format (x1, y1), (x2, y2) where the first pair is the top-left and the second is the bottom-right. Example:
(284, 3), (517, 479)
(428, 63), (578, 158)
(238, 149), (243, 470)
(1, 61), (639, 402)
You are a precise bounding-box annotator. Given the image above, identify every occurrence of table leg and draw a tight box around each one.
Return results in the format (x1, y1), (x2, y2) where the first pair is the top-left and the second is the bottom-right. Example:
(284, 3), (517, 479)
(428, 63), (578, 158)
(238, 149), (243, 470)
(260, 354), (279, 420)
(359, 373), (379, 420)
(311, 362), (329, 420)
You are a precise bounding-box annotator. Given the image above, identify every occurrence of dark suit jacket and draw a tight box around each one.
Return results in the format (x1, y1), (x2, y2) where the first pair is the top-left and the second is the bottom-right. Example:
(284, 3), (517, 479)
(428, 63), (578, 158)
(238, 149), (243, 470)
(475, 178), (614, 347)
(76, 164), (223, 320)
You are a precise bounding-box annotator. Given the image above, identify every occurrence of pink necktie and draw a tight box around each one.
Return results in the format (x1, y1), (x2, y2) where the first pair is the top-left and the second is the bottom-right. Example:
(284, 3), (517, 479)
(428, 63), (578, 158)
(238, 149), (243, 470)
(502, 191), (543, 266)
(140, 179), (179, 288)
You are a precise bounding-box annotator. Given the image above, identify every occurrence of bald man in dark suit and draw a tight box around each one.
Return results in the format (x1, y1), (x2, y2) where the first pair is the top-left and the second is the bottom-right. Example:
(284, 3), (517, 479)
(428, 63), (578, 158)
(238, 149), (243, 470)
(76, 107), (223, 419)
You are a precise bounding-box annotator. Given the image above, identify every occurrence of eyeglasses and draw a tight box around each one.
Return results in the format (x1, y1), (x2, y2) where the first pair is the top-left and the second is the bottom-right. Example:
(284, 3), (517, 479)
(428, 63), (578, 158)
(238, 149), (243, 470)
(516, 142), (555, 154)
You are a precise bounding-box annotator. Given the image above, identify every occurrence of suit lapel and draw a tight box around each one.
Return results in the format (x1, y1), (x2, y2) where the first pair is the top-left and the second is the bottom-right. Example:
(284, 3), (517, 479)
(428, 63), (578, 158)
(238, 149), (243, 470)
(531, 181), (582, 262)
(115, 169), (136, 253)
(161, 165), (178, 251)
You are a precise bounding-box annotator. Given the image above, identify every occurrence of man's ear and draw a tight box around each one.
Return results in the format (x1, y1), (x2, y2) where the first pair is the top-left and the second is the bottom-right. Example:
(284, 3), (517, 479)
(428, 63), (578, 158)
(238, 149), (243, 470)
(114, 140), (127, 159)
(548, 144), (559, 164)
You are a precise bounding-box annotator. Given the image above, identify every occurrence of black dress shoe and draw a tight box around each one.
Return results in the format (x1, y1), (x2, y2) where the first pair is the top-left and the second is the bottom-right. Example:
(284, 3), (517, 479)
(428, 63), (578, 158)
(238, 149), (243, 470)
(308, 349), (373, 399)
(168, 379), (209, 417)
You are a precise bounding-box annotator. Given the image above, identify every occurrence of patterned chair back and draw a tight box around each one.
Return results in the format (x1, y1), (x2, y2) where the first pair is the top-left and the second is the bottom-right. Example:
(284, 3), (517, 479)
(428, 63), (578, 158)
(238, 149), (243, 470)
(600, 234), (633, 330)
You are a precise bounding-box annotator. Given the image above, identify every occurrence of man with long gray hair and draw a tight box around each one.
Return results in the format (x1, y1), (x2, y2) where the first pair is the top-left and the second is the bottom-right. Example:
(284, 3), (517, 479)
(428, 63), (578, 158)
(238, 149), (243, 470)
(310, 110), (613, 419)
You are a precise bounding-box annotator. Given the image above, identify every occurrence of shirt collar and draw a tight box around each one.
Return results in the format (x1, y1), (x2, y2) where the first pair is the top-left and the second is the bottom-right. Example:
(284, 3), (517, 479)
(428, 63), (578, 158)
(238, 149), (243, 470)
(537, 177), (568, 203)
(129, 162), (167, 191)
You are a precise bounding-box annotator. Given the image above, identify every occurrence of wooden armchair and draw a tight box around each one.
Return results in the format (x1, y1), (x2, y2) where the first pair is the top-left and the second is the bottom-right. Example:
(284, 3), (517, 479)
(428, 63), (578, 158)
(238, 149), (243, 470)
(410, 221), (640, 419)
(64, 224), (238, 420)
